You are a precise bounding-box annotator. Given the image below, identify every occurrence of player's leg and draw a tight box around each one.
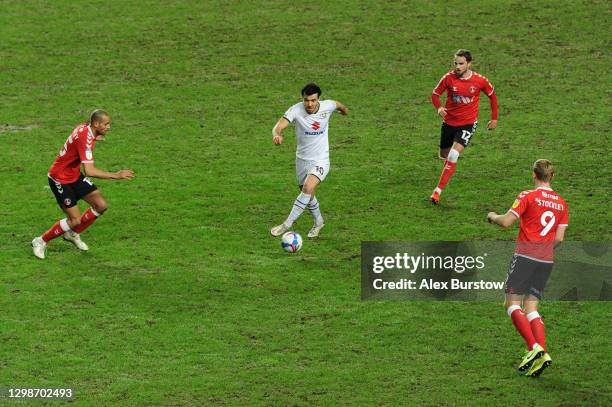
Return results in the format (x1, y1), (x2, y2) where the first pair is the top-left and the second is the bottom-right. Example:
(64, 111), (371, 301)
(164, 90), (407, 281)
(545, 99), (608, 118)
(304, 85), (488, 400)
(271, 175), (321, 237)
(505, 294), (539, 353)
(431, 123), (476, 204)
(62, 176), (103, 250)
(303, 163), (328, 237)
(61, 190), (106, 250)
(32, 206), (82, 259)
(524, 295), (552, 376)
(432, 142), (464, 203)
(504, 255), (545, 371)
(524, 263), (554, 376)
(524, 297), (546, 352)
(438, 148), (451, 160)
(74, 190), (107, 233)
(32, 179), (82, 259)
(508, 294), (544, 372)
(437, 123), (453, 159)
(431, 124), (454, 203)
(271, 160), (326, 237)
(302, 175), (326, 238)
(306, 193), (324, 237)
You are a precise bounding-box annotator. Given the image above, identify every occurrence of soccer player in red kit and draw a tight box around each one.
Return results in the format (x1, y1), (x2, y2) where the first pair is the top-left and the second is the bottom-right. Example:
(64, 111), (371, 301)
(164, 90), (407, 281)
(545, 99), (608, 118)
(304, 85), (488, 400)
(487, 159), (568, 377)
(32, 110), (134, 259)
(430, 49), (499, 204)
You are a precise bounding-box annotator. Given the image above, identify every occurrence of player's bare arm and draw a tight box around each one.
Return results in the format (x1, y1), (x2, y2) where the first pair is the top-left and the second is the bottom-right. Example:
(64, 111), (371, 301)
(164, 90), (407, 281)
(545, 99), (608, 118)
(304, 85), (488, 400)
(486, 92), (499, 130)
(554, 225), (567, 247)
(272, 117), (290, 145)
(83, 162), (134, 180)
(335, 101), (349, 115)
(487, 211), (518, 228)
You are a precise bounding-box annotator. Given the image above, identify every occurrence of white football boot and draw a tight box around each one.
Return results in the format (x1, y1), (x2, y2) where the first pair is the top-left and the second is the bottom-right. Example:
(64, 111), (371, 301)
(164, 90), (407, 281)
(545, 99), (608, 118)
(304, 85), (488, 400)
(63, 231), (89, 251)
(32, 237), (47, 259)
(270, 222), (290, 237)
(307, 221), (325, 238)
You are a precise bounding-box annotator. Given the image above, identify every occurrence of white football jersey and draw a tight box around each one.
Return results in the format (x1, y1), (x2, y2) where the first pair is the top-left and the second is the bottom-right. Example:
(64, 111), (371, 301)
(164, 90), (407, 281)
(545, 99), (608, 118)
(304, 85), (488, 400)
(283, 99), (336, 161)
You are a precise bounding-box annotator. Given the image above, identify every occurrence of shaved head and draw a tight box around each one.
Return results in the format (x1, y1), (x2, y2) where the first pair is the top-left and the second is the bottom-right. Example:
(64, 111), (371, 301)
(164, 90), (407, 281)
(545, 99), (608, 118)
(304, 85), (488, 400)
(90, 109), (109, 125)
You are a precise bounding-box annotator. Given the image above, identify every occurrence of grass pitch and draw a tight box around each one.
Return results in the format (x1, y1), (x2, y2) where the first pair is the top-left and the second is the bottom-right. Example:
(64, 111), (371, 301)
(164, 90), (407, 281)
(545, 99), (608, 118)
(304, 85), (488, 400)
(1, 1), (610, 405)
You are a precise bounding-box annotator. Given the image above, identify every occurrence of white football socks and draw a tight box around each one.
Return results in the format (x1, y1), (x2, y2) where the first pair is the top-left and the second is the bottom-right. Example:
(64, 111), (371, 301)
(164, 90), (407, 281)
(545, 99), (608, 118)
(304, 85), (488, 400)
(286, 192), (311, 226)
(308, 196), (323, 225)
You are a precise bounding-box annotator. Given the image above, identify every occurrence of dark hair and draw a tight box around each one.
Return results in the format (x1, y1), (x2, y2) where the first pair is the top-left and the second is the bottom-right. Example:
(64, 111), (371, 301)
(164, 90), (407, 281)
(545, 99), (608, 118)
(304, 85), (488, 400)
(454, 49), (473, 62)
(301, 83), (322, 97)
(90, 109), (109, 125)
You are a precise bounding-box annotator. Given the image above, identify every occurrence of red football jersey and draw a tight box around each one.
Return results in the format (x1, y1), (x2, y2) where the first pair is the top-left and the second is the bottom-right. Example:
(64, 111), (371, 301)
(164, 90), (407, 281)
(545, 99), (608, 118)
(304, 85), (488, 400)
(509, 187), (569, 262)
(432, 71), (496, 126)
(48, 123), (95, 184)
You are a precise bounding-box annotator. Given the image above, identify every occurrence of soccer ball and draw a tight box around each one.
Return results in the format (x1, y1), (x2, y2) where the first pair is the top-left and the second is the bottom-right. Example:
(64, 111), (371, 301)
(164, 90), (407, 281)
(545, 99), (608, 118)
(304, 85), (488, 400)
(281, 231), (303, 253)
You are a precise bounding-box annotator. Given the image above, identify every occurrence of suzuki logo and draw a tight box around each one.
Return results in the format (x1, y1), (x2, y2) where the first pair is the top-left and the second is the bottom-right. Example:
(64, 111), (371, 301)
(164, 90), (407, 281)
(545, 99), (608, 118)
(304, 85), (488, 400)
(311, 121), (321, 131)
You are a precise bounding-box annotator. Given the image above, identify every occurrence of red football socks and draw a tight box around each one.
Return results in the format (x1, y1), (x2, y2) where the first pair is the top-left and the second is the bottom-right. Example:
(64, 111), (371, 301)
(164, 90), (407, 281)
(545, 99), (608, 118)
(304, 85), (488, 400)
(528, 312), (547, 352)
(509, 307), (537, 350)
(436, 161), (457, 190)
(41, 208), (100, 242)
(73, 208), (100, 234)
(41, 221), (66, 242)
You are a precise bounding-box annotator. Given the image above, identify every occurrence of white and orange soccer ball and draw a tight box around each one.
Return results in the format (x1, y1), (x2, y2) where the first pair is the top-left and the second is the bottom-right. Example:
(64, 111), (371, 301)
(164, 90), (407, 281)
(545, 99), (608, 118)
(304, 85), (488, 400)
(281, 231), (303, 253)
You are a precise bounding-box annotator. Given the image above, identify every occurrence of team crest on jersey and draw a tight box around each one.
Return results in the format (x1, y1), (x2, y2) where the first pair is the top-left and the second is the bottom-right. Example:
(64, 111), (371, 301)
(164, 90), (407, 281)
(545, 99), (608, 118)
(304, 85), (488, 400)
(64, 198), (72, 206)
(452, 86), (458, 91)
(469, 86), (477, 93)
(86, 149), (93, 160)
(320, 112), (327, 118)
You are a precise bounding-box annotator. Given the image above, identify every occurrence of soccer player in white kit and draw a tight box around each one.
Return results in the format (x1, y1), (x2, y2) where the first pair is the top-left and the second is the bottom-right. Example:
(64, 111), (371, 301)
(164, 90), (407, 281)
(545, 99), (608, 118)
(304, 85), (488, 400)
(270, 83), (348, 238)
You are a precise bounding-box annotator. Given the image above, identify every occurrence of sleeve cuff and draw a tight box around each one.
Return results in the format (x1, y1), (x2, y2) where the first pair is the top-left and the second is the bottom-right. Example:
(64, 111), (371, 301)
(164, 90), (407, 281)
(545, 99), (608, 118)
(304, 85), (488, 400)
(509, 209), (520, 218)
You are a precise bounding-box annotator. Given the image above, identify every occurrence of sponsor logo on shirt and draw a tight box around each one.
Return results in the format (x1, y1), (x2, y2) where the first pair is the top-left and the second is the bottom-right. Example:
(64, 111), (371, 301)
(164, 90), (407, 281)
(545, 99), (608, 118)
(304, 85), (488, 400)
(452, 95), (475, 104)
(311, 121), (321, 131)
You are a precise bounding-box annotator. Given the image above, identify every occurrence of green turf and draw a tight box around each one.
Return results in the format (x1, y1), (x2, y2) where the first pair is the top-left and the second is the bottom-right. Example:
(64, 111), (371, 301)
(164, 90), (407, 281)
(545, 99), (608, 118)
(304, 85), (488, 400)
(1, 0), (610, 405)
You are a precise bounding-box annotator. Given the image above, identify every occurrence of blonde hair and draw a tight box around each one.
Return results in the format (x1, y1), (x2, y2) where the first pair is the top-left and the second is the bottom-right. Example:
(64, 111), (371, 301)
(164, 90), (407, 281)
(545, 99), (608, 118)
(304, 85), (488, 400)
(533, 159), (554, 182)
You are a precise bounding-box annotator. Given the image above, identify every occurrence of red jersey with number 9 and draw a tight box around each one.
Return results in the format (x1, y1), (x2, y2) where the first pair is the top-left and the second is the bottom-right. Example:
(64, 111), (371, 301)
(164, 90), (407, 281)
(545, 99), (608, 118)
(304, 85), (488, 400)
(509, 187), (569, 262)
(48, 123), (95, 184)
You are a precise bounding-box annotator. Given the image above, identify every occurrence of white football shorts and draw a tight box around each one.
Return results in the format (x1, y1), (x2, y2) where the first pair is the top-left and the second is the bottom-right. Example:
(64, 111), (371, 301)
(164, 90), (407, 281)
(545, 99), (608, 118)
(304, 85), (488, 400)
(295, 158), (330, 186)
